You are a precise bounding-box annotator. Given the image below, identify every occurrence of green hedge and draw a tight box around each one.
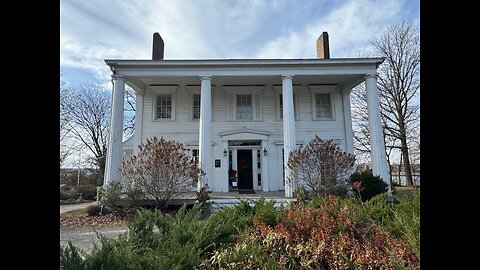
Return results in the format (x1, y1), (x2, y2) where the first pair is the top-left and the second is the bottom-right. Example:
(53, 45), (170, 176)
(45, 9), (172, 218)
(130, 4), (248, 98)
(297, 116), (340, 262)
(60, 185), (98, 201)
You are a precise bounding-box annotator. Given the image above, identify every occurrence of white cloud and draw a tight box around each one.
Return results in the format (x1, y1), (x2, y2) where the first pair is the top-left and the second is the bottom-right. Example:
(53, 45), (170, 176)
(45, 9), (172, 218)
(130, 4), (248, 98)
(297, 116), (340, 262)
(60, 0), (417, 85)
(255, 0), (406, 58)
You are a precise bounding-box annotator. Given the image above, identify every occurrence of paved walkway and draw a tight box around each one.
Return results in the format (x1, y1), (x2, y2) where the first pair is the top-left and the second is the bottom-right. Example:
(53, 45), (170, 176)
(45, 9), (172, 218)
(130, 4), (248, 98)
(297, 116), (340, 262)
(61, 201), (127, 254)
(60, 225), (128, 254)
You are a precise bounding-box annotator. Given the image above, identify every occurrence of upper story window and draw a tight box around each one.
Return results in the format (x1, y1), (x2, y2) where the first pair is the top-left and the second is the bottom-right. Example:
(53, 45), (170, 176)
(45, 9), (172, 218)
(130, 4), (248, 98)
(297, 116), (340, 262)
(156, 94), (172, 119)
(274, 85), (299, 121)
(224, 86), (263, 121)
(278, 93), (299, 120)
(150, 85), (178, 121)
(315, 93), (331, 118)
(310, 85), (335, 120)
(236, 94), (253, 120)
(193, 94), (201, 119)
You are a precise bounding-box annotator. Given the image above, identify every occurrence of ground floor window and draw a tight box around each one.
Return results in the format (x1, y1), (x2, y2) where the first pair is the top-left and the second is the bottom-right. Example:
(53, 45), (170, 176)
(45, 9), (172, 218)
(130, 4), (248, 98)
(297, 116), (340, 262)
(192, 149), (199, 187)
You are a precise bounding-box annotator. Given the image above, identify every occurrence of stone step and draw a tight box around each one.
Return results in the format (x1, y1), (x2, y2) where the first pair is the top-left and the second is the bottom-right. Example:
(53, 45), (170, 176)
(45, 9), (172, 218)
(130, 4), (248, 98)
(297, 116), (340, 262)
(208, 198), (296, 209)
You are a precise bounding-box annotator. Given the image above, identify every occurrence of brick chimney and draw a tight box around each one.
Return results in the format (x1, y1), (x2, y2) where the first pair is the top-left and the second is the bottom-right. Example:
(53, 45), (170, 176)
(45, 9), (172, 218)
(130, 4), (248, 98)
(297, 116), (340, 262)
(152, 32), (164, 60)
(316, 32), (330, 59)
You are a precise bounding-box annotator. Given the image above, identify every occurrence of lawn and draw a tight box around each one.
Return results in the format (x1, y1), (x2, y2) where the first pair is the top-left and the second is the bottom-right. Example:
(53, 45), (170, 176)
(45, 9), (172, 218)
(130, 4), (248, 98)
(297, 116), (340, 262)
(395, 185), (420, 199)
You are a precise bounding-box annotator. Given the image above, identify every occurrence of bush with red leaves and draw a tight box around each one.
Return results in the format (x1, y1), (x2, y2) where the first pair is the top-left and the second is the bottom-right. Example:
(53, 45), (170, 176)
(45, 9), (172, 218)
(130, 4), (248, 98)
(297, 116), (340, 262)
(201, 196), (419, 270)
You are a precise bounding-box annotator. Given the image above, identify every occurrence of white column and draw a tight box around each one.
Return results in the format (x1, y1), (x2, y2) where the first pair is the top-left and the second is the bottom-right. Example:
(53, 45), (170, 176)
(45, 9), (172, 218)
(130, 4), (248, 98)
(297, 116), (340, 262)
(365, 73), (391, 192)
(198, 76), (212, 191)
(104, 75), (126, 186)
(132, 91), (144, 154)
(342, 90), (355, 154)
(282, 75), (296, 197)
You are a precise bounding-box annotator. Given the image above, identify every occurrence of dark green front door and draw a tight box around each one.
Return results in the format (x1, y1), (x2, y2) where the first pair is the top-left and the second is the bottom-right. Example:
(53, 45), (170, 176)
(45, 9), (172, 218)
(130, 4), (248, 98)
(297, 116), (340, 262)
(237, 150), (253, 190)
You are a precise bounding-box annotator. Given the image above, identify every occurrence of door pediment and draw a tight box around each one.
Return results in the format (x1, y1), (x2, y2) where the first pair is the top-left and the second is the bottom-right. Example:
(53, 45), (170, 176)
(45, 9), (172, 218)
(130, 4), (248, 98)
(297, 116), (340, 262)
(219, 128), (269, 140)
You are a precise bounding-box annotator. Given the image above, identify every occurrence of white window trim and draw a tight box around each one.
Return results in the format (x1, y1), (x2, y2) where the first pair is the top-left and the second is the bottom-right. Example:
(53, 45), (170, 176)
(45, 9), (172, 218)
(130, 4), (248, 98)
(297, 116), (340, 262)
(273, 85), (300, 121)
(186, 86), (201, 121)
(224, 86), (264, 121)
(150, 85), (178, 121)
(310, 85), (336, 120)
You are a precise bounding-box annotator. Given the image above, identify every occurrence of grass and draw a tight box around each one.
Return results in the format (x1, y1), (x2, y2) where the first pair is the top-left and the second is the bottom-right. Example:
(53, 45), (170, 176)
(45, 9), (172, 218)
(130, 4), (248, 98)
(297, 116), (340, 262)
(394, 186), (420, 200)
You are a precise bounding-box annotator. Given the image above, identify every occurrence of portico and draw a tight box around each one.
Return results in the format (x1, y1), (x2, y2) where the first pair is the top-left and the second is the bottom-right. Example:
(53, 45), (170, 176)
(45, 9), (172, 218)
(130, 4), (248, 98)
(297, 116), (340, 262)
(104, 33), (390, 198)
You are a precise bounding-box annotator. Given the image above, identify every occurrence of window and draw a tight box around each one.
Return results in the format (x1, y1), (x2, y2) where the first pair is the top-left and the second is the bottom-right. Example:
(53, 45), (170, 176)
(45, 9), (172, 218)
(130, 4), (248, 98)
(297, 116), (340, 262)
(310, 86), (335, 120)
(274, 86), (299, 121)
(192, 149), (199, 187)
(315, 93), (331, 118)
(236, 94), (253, 120)
(192, 149), (199, 165)
(156, 94), (172, 119)
(150, 85), (177, 120)
(279, 93), (298, 120)
(193, 94), (201, 119)
(224, 86), (263, 121)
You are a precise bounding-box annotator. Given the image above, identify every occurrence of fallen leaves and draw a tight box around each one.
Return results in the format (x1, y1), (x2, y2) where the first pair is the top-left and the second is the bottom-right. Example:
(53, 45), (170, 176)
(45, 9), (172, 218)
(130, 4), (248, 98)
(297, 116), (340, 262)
(60, 212), (128, 228)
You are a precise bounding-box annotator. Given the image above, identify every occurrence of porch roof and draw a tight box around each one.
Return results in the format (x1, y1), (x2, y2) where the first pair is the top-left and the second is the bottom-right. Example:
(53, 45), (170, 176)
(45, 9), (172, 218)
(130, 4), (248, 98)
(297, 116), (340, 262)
(104, 57), (384, 93)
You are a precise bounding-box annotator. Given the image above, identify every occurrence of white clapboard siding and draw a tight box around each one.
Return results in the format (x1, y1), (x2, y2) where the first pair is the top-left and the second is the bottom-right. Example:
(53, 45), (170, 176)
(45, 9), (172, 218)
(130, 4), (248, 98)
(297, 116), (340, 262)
(132, 85), (348, 192)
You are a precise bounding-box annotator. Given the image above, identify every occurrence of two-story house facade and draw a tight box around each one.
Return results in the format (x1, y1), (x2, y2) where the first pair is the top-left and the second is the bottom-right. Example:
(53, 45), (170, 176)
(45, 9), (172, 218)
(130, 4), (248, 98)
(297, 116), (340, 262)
(103, 32), (390, 197)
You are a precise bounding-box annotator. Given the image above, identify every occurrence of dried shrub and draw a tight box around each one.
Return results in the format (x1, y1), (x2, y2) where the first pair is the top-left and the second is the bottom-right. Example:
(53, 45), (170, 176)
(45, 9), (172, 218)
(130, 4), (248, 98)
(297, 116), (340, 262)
(84, 204), (101, 216)
(98, 182), (123, 209)
(121, 137), (203, 210)
(201, 196), (419, 269)
(288, 136), (356, 197)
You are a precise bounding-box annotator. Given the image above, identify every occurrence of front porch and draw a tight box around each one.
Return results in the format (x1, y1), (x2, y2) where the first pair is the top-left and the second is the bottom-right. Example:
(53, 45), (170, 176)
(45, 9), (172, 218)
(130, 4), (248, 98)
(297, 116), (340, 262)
(108, 191), (296, 209)
(208, 191), (296, 210)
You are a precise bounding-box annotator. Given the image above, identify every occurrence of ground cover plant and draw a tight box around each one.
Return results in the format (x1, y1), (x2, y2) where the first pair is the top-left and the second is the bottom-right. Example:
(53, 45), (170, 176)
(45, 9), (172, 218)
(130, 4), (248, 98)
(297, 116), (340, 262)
(61, 192), (420, 269)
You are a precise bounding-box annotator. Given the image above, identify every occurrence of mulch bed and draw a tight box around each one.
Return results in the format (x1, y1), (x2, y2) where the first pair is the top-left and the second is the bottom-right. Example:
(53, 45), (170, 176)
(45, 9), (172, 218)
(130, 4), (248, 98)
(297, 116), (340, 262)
(60, 211), (132, 228)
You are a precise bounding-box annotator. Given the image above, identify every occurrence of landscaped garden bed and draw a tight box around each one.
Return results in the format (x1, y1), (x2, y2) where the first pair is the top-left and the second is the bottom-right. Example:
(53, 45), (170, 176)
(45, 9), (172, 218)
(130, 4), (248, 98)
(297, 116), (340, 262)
(61, 191), (420, 269)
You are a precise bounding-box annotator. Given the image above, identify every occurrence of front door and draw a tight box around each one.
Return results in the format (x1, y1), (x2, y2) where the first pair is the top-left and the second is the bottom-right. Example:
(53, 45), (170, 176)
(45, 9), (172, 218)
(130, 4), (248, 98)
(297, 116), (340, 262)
(237, 149), (253, 190)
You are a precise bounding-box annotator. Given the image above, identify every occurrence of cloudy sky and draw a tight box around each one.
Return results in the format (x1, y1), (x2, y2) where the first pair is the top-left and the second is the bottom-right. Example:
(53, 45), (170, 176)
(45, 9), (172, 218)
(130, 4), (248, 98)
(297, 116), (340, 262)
(60, 0), (419, 87)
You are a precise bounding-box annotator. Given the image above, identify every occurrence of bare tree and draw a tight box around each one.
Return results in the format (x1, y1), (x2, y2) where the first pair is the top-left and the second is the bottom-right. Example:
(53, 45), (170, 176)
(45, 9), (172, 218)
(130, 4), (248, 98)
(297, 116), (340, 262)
(121, 137), (202, 209)
(124, 87), (136, 139)
(374, 21), (420, 186)
(350, 21), (420, 186)
(59, 77), (77, 167)
(61, 83), (111, 174)
(351, 82), (401, 185)
(287, 136), (356, 197)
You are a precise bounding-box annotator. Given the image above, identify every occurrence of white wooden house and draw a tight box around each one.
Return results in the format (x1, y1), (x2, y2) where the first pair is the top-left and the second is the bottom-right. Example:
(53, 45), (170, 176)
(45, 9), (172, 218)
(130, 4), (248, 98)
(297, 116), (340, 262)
(106, 32), (390, 197)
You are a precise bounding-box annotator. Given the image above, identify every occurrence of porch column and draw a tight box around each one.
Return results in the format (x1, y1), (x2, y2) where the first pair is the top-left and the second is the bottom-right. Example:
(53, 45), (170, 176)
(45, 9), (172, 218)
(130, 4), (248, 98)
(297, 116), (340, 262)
(198, 76), (212, 191)
(133, 91), (144, 154)
(282, 75), (296, 197)
(104, 75), (126, 186)
(365, 73), (391, 193)
(342, 90), (354, 154)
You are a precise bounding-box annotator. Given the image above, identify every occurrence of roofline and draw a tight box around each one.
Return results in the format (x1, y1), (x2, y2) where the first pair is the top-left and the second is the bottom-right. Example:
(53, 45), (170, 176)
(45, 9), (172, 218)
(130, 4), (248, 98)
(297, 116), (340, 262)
(105, 58), (385, 69)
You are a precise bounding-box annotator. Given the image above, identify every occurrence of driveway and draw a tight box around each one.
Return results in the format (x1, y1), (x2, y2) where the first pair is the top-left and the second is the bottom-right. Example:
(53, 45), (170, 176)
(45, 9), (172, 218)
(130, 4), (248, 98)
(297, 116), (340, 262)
(61, 201), (129, 254)
(60, 225), (128, 254)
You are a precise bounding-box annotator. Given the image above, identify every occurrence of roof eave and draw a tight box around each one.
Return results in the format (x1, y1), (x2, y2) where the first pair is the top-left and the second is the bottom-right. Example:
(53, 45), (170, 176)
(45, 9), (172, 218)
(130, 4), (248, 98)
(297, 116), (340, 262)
(104, 57), (385, 69)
